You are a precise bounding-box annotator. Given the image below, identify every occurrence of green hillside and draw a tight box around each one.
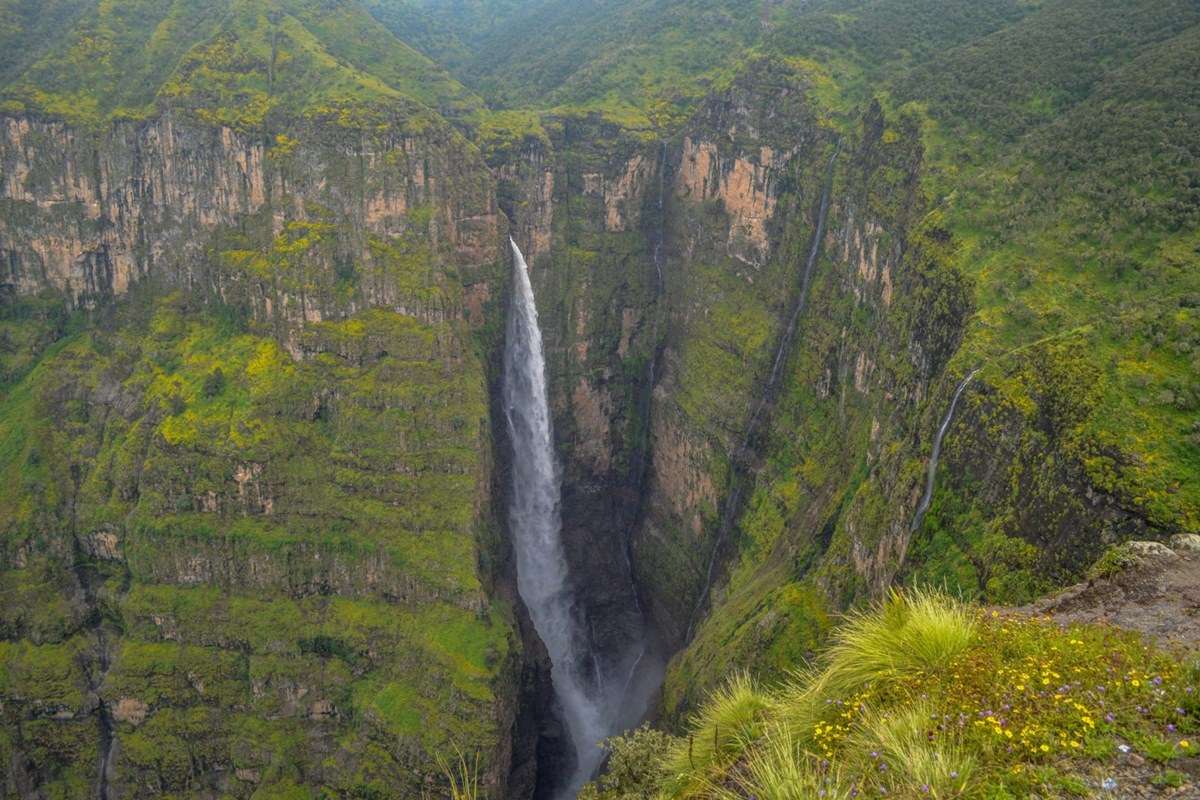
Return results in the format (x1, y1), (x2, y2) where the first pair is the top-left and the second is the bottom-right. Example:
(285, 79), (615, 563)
(584, 592), (1200, 799)
(0, 0), (483, 127)
(2, 0), (1199, 797)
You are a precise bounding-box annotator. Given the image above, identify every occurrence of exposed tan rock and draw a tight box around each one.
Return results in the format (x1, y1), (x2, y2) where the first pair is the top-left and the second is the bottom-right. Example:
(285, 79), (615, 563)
(464, 281), (491, 326)
(531, 170), (555, 259)
(1170, 534), (1200, 554)
(881, 259), (894, 307)
(605, 155), (648, 232)
(0, 113), (500, 330)
(1126, 540), (1176, 559)
(854, 351), (873, 394)
(1026, 546), (1200, 649)
(651, 412), (717, 538)
(497, 161), (556, 262)
(112, 697), (148, 726)
(199, 491), (219, 513)
(838, 215), (898, 308)
(676, 138), (782, 265)
(582, 172), (605, 195)
(574, 300), (591, 363)
(84, 529), (121, 561)
(676, 137), (718, 202)
(150, 614), (181, 641)
(233, 463), (274, 515)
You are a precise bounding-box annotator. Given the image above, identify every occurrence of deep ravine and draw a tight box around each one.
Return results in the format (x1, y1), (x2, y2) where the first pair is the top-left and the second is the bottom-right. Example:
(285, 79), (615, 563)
(504, 239), (654, 797)
(685, 143), (841, 641)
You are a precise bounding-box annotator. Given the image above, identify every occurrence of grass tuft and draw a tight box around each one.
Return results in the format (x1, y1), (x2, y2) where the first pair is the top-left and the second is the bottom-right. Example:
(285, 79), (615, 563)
(825, 589), (976, 690)
(853, 702), (975, 798)
(717, 724), (853, 800)
(431, 748), (480, 800)
(663, 673), (772, 797)
(586, 591), (1199, 799)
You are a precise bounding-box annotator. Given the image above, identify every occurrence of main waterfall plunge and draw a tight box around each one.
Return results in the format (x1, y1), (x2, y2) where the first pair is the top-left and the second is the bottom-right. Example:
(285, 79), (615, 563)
(503, 240), (653, 797)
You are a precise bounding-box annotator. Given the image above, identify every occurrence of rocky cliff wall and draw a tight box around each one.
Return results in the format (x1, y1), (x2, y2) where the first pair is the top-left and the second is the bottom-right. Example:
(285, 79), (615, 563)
(495, 115), (664, 702)
(485, 57), (1166, 727)
(640, 65), (1164, 720)
(0, 110), (498, 335)
(486, 62), (983, 722)
(0, 108), (530, 800)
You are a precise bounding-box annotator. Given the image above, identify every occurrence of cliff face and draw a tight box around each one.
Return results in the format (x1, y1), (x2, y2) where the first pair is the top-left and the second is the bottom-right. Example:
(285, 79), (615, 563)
(485, 56), (1166, 726)
(495, 115), (665, 709)
(0, 108), (531, 800)
(1, 12), (1188, 795)
(641, 65), (1163, 718)
(488, 60), (959, 714)
(0, 110), (497, 327)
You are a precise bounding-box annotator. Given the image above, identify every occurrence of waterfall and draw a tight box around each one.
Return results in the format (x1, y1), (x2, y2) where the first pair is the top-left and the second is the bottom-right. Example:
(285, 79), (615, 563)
(503, 239), (606, 798)
(652, 139), (667, 292)
(910, 369), (979, 533)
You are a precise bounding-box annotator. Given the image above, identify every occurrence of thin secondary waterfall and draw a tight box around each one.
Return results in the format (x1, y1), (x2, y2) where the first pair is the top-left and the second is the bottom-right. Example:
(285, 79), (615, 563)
(685, 144), (839, 641)
(503, 239), (606, 798)
(619, 139), (671, 706)
(652, 140), (667, 291)
(910, 368), (979, 533)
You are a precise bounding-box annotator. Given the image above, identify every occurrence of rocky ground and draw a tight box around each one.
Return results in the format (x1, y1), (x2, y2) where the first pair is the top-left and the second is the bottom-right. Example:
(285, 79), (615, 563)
(1021, 535), (1200, 798)
(1028, 535), (1200, 650)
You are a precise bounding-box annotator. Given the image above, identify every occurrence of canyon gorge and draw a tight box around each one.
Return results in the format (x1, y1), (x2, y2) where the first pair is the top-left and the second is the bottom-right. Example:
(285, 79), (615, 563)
(1, 0), (1199, 797)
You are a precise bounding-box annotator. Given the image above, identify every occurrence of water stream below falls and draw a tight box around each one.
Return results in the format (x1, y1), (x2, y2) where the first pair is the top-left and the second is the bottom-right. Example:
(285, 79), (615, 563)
(503, 239), (652, 798)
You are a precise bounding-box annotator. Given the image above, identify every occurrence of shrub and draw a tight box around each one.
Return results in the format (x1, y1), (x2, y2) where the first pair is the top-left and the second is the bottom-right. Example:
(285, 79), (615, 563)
(579, 725), (677, 800)
(1086, 544), (1138, 580)
(202, 367), (226, 398)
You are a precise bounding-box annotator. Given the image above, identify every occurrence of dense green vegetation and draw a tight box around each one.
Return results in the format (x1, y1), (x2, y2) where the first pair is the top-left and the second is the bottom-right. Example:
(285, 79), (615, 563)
(0, 0), (482, 127)
(586, 592), (1200, 799)
(0, 0), (91, 86)
(360, 0), (530, 74)
(2, 0), (1200, 795)
(0, 284), (512, 794)
(0, 2), (519, 793)
(0, 291), (492, 594)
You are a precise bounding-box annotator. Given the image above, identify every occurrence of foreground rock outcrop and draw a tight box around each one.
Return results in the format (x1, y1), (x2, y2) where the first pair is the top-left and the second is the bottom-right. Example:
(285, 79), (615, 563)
(1028, 536), (1200, 649)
